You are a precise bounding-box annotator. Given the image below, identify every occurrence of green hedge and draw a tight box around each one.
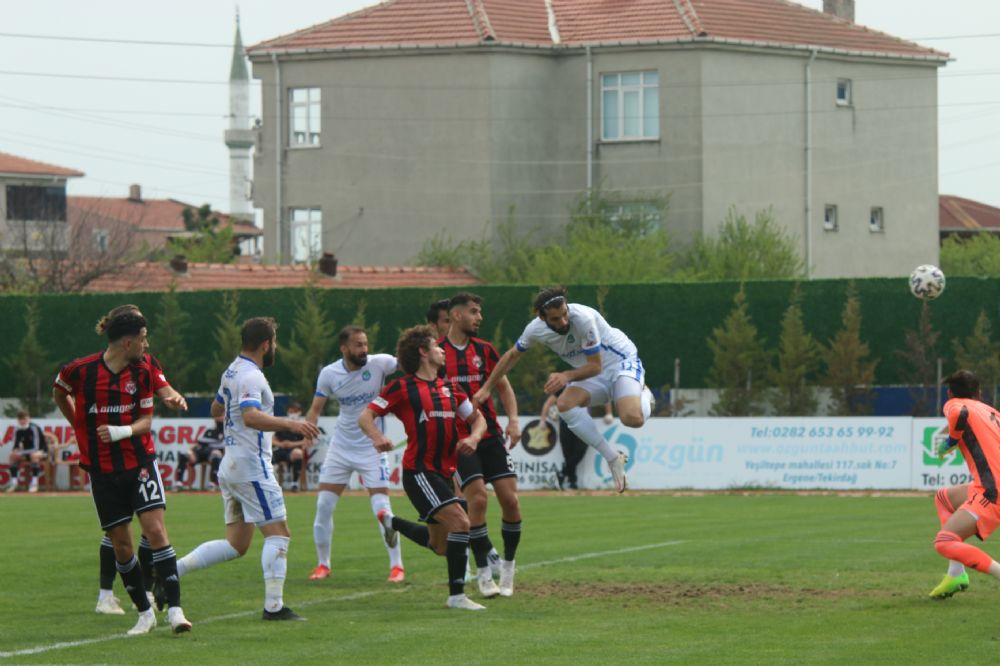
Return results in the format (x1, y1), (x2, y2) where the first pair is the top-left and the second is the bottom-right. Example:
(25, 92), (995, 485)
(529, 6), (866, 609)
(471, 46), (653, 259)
(1, 278), (993, 396)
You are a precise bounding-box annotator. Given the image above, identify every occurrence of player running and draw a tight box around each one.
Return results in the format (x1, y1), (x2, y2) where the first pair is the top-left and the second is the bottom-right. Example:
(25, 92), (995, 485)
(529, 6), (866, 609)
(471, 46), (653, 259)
(929, 369), (1000, 597)
(441, 293), (522, 597)
(52, 309), (192, 635)
(175, 317), (319, 621)
(474, 286), (653, 493)
(359, 325), (488, 610)
(305, 325), (404, 583)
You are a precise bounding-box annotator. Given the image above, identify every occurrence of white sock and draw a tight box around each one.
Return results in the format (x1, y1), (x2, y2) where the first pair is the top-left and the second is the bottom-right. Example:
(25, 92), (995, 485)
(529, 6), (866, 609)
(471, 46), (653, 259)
(176, 539), (240, 577)
(560, 406), (618, 462)
(98, 588), (114, 601)
(313, 490), (339, 567)
(948, 561), (966, 577)
(370, 492), (403, 568)
(262, 535), (290, 613)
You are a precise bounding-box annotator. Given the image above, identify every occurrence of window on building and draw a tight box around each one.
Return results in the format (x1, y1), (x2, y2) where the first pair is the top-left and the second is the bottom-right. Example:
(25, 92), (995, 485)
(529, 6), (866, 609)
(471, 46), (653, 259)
(93, 229), (109, 253)
(836, 79), (852, 106)
(289, 208), (322, 262)
(6, 185), (67, 221)
(869, 206), (884, 232)
(289, 87), (321, 146)
(601, 71), (659, 141)
(823, 204), (838, 231)
(608, 201), (663, 236)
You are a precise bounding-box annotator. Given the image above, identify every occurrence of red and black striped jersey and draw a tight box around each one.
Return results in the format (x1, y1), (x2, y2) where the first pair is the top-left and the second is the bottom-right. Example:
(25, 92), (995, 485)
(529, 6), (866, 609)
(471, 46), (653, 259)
(144, 353), (170, 392)
(439, 336), (502, 440)
(54, 352), (156, 475)
(368, 375), (471, 476)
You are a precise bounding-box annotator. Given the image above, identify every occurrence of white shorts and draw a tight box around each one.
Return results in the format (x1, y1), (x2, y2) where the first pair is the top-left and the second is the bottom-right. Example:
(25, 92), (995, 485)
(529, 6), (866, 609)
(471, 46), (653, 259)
(219, 474), (287, 526)
(569, 356), (645, 405)
(318, 444), (390, 488)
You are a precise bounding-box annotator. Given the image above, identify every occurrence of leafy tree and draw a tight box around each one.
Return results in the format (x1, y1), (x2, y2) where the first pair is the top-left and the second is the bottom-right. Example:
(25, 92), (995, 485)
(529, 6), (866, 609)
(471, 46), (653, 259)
(768, 287), (820, 415)
(707, 287), (770, 416)
(165, 204), (238, 264)
(152, 285), (193, 413)
(351, 297), (381, 352)
(821, 283), (877, 415)
(281, 286), (335, 405)
(680, 207), (804, 280)
(3, 299), (54, 416)
(952, 310), (1000, 406)
(895, 301), (943, 416)
(204, 291), (242, 390)
(940, 233), (1000, 276)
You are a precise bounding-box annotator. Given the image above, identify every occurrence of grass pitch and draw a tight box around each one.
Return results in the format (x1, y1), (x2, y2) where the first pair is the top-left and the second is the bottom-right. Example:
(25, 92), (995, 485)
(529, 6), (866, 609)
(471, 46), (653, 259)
(2, 491), (999, 664)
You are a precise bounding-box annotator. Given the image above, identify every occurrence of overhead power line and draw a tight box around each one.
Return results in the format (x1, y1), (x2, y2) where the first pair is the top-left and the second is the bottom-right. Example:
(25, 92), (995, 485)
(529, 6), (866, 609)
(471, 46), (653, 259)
(0, 31), (230, 48)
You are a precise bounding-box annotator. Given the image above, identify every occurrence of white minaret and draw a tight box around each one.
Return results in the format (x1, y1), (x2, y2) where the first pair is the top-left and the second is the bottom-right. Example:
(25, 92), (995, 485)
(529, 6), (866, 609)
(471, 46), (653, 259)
(224, 10), (254, 219)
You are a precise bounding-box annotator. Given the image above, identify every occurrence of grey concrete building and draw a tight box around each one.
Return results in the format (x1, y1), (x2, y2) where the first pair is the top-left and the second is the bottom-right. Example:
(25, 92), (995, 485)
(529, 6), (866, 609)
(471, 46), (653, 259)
(247, 0), (947, 278)
(0, 151), (83, 256)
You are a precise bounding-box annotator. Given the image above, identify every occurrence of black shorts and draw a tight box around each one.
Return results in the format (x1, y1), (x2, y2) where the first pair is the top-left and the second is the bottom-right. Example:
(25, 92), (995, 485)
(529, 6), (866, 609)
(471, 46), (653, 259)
(90, 460), (166, 530)
(191, 444), (221, 463)
(271, 446), (302, 465)
(402, 469), (460, 523)
(455, 435), (517, 489)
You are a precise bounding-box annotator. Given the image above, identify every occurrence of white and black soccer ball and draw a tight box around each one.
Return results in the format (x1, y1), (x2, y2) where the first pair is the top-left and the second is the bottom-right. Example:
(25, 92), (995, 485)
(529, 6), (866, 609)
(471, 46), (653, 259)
(909, 264), (946, 300)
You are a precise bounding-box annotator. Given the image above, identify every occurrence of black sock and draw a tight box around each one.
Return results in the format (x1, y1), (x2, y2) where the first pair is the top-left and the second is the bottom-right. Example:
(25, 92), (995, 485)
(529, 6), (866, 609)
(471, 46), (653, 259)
(210, 457), (221, 483)
(291, 459), (302, 482)
(469, 523), (493, 568)
(138, 536), (155, 591)
(446, 532), (470, 596)
(116, 556), (151, 611)
(390, 516), (430, 548)
(152, 545), (181, 608)
(501, 520), (522, 561)
(99, 536), (116, 590)
(176, 454), (188, 483)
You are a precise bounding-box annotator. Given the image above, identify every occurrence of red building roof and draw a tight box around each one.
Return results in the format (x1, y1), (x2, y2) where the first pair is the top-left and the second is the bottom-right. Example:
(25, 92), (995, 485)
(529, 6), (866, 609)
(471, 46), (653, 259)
(940, 195), (1000, 234)
(82, 262), (480, 293)
(248, 0), (946, 60)
(0, 151), (83, 178)
(68, 196), (261, 238)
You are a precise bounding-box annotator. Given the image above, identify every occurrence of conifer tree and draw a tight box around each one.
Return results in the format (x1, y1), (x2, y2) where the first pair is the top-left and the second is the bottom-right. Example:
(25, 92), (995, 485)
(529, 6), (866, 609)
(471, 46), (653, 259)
(707, 286), (770, 416)
(896, 301), (942, 416)
(952, 310), (1000, 406)
(4, 299), (54, 416)
(282, 286), (335, 405)
(768, 286), (820, 415)
(821, 283), (877, 415)
(152, 285), (193, 413)
(204, 291), (242, 389)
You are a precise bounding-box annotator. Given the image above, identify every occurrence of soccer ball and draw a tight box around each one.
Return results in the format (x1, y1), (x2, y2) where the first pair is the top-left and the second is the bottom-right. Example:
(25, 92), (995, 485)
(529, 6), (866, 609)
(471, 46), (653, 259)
(909, 264), (945, 300)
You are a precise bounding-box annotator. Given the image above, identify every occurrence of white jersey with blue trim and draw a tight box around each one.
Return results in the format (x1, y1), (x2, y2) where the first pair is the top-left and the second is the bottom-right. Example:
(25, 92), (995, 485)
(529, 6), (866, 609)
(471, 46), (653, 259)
(515, 303), (637, 370)
(215, 354), (275, 482)
(315, 353), (396, 451)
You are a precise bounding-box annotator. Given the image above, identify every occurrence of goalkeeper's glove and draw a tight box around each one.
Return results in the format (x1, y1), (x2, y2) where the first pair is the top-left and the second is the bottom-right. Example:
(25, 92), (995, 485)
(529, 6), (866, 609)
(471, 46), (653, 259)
(934, 436), (960, 458)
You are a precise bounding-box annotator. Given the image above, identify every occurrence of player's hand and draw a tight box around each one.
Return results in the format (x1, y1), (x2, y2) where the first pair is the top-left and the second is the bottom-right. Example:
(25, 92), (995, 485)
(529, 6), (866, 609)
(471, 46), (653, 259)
(505, 420), (521, 449)
(288, 419), (321, 440)
(372, 433), (394, 453)
(543, 372), (568, 395)
(162, 394), (188, 411)
(457, 436), (479, 456)
(96, 425), (112, 443)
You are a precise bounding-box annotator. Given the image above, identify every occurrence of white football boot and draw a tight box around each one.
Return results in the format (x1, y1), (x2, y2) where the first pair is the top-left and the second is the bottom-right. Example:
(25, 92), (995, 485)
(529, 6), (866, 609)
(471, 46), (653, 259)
(609, 452), (628, 493)
(167, 606), (193, 634)
(446, 594), (486, 611)
(95, 594), (126, 615)
(478, 571), (501, 599)
(126, 609), (157, 635)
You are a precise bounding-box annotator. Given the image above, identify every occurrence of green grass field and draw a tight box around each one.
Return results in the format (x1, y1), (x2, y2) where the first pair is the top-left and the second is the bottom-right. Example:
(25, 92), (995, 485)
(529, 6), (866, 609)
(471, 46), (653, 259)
(2, 491), (999, 664)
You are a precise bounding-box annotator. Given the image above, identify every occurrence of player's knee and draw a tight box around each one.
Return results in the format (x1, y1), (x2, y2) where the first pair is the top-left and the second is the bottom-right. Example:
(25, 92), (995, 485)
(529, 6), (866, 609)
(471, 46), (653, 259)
(620, 412), (644, 428)
(499, 495), (520, 519)
(467, 493), (488, 517)
(934, 530), (962, 558)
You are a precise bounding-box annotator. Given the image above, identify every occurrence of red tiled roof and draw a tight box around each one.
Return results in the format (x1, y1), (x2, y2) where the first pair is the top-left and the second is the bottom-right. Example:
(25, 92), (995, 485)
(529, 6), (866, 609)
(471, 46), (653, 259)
(0, 151), (83, 178)
(939, 195), (1000, 233)
(82, 262), (480, 293)
(68, 197), (261, 237)
(248, 0), (947, 60)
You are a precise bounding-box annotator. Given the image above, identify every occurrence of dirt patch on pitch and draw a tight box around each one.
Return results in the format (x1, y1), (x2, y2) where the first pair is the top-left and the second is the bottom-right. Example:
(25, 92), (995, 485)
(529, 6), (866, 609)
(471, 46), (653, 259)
(525, 581), (895, 605)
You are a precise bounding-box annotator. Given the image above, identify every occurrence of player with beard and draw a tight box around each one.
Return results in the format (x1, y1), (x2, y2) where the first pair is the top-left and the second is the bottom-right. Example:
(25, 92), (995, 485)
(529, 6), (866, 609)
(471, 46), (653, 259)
(174, 317), (320, 621)
(441, 293), (522, 598)
(306, 325), (404, 582)
(475, 286), (654, 494)
(53, 310), (192, 635)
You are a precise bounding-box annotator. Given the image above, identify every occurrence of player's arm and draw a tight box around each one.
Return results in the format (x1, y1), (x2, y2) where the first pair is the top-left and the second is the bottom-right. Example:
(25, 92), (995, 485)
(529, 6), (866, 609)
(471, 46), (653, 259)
(359, 407), (394, 453)
(155, 385), (188, 411)
(53, 388), (74, 425)
(305, 394), (327, 425)
(543, 351), (602, 394)
(475, 346), (523, 405)
(97, 414), (152, 443)
(243, 407), (320, 439)
(495, 376), (521, 447)
(210, 397), (225, 420)
(457, 401), (487, 456)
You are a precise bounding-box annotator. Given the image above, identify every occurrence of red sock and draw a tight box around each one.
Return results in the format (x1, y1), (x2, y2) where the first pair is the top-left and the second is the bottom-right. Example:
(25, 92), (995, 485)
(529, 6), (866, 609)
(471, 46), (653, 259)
(934, 489), (956, 526)
(934, 530), (994, 573)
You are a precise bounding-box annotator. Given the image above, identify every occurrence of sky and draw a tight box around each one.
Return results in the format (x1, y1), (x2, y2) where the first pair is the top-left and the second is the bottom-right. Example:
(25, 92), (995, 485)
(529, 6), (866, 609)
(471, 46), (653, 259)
(0, 0), (997, 216)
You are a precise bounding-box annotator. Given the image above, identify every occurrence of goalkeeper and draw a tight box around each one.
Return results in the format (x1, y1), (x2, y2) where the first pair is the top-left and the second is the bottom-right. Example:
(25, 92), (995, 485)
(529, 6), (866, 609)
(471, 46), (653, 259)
(929, 370), (1000, 599)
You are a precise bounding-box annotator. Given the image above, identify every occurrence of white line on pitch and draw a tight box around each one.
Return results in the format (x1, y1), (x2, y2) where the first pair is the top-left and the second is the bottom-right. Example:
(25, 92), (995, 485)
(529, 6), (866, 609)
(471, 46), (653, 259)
(0, 541), (687, 659)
